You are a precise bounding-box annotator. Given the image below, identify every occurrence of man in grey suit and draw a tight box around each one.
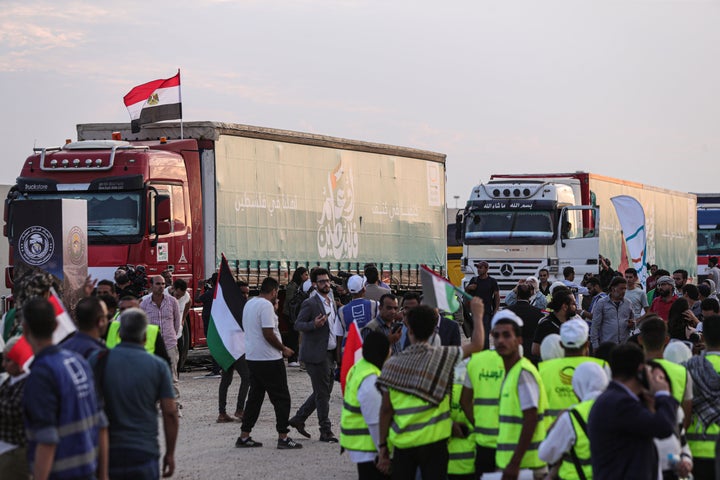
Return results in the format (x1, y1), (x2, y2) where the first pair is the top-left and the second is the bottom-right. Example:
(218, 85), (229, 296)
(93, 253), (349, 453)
(290, 268), (345, 442)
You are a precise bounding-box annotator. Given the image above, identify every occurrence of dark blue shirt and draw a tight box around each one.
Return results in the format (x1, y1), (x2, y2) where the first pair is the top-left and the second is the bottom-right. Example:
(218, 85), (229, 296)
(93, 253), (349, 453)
(23, 345), (105, 479)
(60, 331), (107, 359)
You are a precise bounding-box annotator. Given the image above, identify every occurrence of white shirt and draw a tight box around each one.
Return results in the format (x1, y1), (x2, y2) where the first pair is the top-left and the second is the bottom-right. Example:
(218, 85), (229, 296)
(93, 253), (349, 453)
(243, 297), (282, 361)
(347, 373), (383, 463)
(319, 294), (344, 350)
(167, 288), (191, 339)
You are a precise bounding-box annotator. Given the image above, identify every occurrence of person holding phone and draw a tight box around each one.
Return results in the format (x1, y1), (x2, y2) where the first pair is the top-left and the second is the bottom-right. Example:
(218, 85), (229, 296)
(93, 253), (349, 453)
(361, 294), (403, 355)
(588, 343), (678, 480)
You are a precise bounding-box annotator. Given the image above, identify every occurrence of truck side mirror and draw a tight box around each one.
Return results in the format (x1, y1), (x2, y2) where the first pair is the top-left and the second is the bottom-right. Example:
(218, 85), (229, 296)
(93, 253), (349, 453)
(153, 195), (172, 240)
(455, 209), (464, 243)
(156, 221), (171, 235)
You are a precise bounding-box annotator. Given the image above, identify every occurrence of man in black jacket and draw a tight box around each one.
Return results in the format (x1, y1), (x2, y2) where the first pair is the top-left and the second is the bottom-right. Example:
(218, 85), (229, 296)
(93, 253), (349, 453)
(588, 343), (678, 479)
(506, 284), (544, 364)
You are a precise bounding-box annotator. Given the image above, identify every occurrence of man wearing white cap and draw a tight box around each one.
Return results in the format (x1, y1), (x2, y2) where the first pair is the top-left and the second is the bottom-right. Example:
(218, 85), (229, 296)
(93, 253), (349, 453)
(538, 362), (609, 480)
(338, 275), (379, 333)
(539, 319), (608, 425)
(491, 310), (549, 479)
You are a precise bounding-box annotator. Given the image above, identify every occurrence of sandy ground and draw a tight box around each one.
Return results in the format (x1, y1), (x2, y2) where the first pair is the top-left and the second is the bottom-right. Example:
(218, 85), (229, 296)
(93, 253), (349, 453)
(172, 351), (356, 480)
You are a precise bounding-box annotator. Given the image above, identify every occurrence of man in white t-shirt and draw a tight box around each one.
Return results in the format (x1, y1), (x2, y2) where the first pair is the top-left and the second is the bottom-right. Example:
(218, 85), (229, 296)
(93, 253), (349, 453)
(624, 268), (649, 319)
(168, 279), (191, 340)
(236, 277), (302, 450)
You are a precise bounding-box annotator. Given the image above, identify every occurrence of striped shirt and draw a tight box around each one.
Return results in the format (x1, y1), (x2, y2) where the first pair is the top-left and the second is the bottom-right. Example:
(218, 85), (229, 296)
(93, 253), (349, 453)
(140, 293), (181, 350)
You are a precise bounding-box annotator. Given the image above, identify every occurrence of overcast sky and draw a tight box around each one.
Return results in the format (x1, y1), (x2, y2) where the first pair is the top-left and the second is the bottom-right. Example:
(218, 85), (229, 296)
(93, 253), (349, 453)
(2, 0), (719, 204)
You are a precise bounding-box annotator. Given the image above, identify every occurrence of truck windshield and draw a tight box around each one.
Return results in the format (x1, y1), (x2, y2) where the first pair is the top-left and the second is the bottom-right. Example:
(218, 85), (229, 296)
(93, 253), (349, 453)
(464, 210), (555, 245)
(23, 191), (143, 243)
(698, 228), (720, 256)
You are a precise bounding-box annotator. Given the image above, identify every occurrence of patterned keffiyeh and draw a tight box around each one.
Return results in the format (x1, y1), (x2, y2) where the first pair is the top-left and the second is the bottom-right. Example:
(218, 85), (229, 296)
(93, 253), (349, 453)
(376, 343), (462, 405)
(685, 354), (720, 432)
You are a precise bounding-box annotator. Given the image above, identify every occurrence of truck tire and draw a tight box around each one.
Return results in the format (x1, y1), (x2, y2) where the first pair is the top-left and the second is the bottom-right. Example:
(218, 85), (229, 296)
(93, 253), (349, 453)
(177, 317), (190, 372)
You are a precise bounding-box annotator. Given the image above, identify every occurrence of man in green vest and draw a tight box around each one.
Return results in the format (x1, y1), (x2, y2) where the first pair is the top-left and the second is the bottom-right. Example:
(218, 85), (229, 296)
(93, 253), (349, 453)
(448, 358), (476, 479)
(340, 331), (391, 479)
(375, 297), (485, 478)
(493, 309), (549, 479)
(638, 315), (692, 428)
(538, 361), (609, 480)
(460, 344), (505, 475)
(539, 318), (608, 425)
(684, 314), (720, 479)
(106, 296), (169, 365)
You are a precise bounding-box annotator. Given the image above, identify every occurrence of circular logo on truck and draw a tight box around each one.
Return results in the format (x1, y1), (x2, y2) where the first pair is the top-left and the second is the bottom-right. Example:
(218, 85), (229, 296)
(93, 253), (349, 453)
(67, 226), (86, 265)
(500, 264), (514, 276)
(18, 226), (55, 266)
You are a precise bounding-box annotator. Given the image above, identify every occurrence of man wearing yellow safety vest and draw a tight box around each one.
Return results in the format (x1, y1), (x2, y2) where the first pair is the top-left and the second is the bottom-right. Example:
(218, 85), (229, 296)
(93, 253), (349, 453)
(638, 315), (694, 478)
(448, 357), (475, 479)
(105, 296), (170, 365)
(375, 297), (485, 478)
(460, 341), (505, 476)
(538, 319), (608, 425)
(492, 309), (549, 479)
(538, 362), (609, 480)
(685, 314), (720, 479)
(340, 330), (391, 479)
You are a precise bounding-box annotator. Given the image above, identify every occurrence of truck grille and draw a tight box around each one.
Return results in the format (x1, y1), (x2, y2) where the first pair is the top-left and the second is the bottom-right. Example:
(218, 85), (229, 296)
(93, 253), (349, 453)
(486, 259), (545, 299)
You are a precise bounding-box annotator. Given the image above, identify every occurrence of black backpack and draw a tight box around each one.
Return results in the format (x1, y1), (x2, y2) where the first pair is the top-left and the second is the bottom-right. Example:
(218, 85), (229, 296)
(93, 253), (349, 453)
(288, 288), (309, 323)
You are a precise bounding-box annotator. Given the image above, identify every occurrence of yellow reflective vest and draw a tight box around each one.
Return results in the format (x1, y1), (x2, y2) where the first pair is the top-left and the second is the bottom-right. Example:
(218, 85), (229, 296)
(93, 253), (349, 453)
(496, 357), (548, 470)
(448, 381), (476, 475)
(340, 359), (381, 452)
(465, 350), (505, 448)
(654, 358), (687, 405)
(688, 354), (720, 459)
(388, 389), (452, 450)
(539, 356), (606, 424)
(106, 320), (159, 354)
(558, 399), (593, 480)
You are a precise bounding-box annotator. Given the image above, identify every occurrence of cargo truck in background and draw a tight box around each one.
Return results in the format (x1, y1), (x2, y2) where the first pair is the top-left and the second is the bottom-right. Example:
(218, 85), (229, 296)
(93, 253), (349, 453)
(5, 121), (447, 364)
(695, 193), (720, 280)
(455, 172), (697, 300)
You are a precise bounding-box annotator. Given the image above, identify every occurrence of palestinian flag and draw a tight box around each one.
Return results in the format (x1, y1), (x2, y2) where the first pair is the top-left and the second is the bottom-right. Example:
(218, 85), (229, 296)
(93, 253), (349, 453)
(420, 265), (462, 313)
(123, 71), (182, 133)
(207, 254), (246, 371)
(49, 287), (76, 344)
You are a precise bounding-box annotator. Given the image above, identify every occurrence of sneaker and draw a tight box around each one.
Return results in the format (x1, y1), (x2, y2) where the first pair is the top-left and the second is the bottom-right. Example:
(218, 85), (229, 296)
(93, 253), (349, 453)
(217, 413), (234, 423)
(235, 436), (263, 448)
(319, 432), (338, 443)
(288, 417), (311, 438)
(288, 361), (300, 367)
(277, 437), (303, 449)
(233, 410), (244, 421)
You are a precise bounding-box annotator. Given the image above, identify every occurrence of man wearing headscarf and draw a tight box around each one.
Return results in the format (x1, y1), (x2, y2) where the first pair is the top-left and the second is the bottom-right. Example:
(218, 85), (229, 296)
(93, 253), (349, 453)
(538, 362), (609, 479)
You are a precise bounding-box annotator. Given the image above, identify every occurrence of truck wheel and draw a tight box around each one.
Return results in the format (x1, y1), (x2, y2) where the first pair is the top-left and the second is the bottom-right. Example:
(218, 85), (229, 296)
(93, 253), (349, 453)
(177, 318), (190, 371)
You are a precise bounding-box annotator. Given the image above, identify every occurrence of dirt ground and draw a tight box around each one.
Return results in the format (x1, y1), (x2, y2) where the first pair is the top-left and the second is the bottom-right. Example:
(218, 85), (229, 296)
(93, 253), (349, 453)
(172, 351), (356, 479)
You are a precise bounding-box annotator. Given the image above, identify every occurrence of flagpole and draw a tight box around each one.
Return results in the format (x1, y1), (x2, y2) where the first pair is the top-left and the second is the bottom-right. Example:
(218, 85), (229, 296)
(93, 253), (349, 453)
(178, 68), (183, 139)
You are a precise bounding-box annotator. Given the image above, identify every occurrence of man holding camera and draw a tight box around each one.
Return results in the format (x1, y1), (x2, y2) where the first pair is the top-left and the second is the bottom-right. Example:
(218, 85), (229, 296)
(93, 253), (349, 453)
(290, 268), (345, 442)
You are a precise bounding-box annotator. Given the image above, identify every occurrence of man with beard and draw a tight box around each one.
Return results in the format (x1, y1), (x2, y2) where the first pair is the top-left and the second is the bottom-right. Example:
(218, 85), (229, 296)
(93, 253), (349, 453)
(290, 268), (345, 442)
(590, 277), (634, 349)
(649, 276), (679, 321)
(531, 289), (577, 358)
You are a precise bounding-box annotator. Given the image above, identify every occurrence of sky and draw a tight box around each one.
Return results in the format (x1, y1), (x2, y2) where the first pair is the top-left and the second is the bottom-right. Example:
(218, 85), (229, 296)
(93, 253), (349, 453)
(2, 0), (720, 205)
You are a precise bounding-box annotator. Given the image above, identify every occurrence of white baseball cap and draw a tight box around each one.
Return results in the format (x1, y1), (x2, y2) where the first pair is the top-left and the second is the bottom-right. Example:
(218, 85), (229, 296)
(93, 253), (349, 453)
(347, 275), (365, 294)
(490, 309), (524, 330)
(560, 319), (589, 348)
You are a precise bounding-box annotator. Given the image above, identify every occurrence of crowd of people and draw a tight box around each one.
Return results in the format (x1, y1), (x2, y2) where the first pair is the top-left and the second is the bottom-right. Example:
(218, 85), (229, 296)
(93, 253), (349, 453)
(4, 256), (720, 479)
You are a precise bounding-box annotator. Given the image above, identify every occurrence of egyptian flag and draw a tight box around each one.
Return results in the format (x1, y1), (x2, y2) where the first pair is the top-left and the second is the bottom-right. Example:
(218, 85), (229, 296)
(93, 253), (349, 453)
(207, 254), (246, 371)
(7, 335), (34, 371)
(123, 71), (182, 133)
(340, 319), (364, 393)
(49, 287), (76, 344)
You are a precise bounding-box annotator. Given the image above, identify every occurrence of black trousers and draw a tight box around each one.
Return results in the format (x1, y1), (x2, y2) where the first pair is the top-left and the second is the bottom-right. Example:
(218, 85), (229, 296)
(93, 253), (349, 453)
(391, 438), (449, 480)
(218, 355), (250, 414)
(293, 350), (335, 433)
(241, 359), (291, 434)
(357, 461), (391, 480)
(475, 445), (496, 476)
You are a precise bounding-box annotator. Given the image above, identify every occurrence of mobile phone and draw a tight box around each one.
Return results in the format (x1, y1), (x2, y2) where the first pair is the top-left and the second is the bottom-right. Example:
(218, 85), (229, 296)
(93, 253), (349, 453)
(391, 322), (403, 334)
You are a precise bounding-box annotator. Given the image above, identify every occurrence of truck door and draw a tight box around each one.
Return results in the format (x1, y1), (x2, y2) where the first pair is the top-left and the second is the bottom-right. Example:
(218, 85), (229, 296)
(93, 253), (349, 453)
(558, 206), (600, 278)
(149, 184), (190, 276)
